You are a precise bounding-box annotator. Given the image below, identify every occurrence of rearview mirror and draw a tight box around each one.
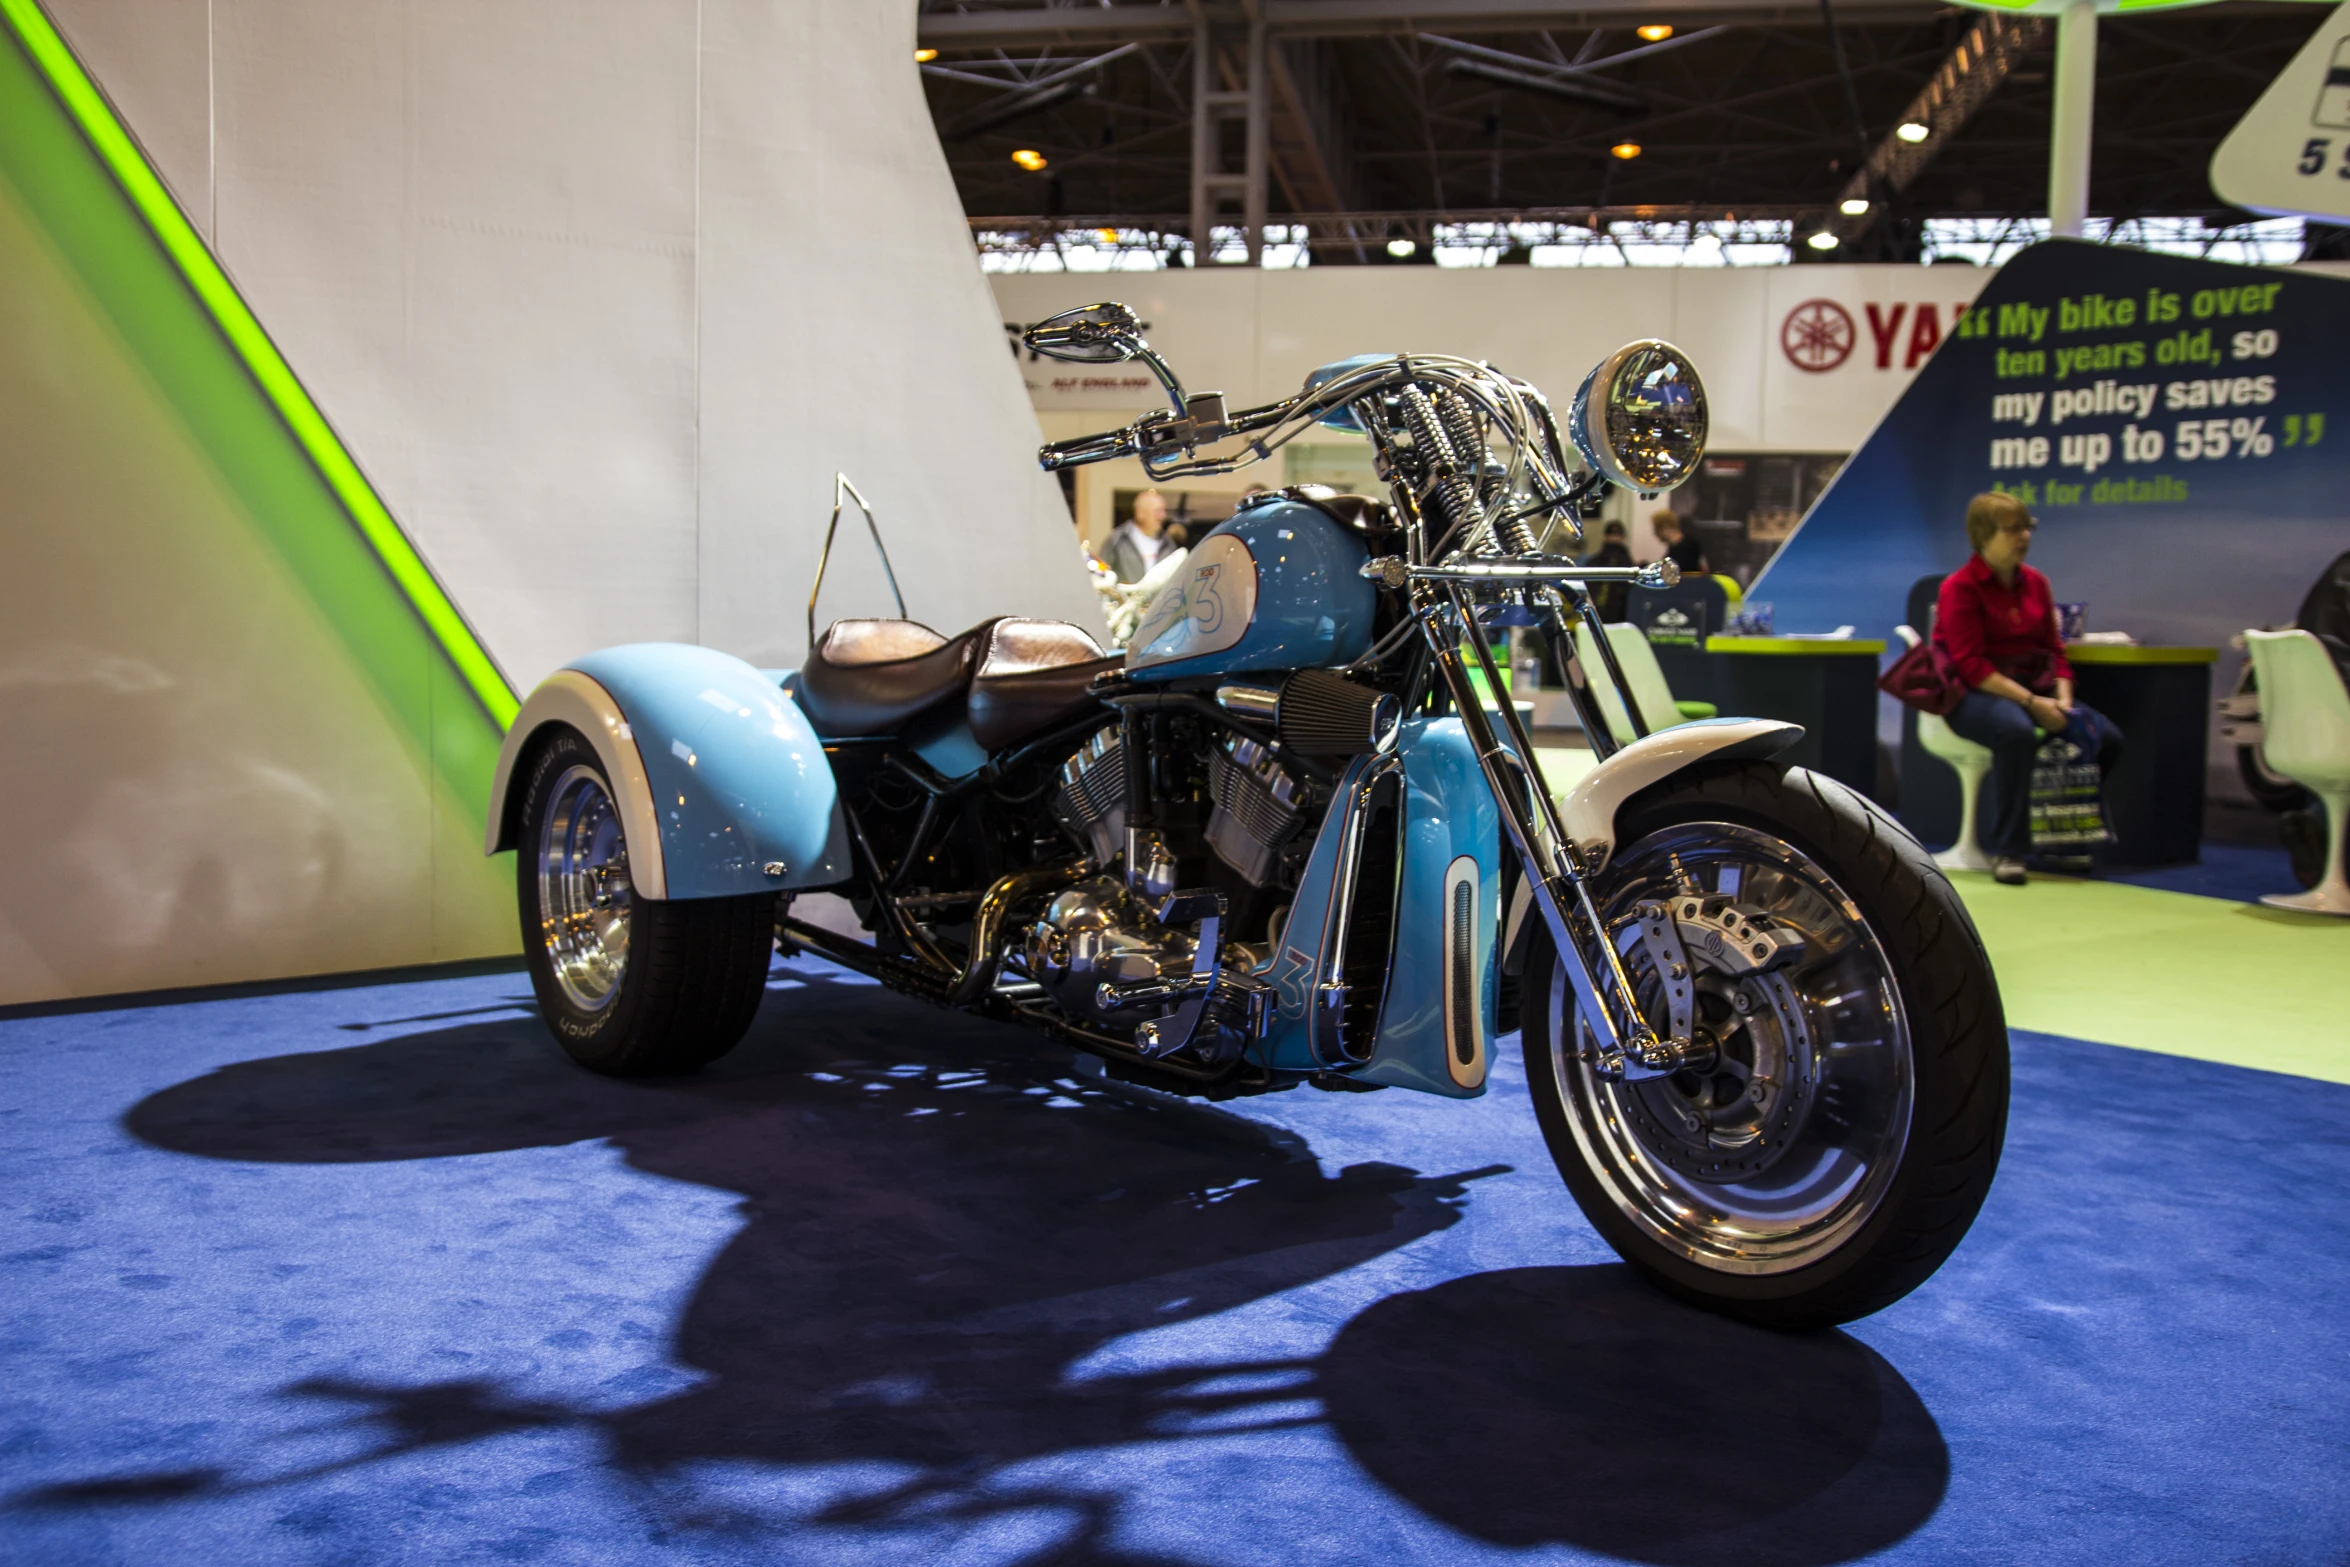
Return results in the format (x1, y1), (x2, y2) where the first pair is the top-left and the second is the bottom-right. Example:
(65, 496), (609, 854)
(1568, 340), (1708, 495)
(1022, 303), (1145, 364)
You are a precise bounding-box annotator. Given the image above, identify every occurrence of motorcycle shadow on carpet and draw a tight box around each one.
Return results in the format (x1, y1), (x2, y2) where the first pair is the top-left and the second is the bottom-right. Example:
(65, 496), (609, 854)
(64, 963), (1943, 1564)
(1318, 1265), (1947, 1565)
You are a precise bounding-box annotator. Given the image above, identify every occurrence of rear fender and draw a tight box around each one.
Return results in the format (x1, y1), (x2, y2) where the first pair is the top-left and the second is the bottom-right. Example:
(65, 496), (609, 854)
(488, 643), (850, 900)
(1502, 718), (1802, 975)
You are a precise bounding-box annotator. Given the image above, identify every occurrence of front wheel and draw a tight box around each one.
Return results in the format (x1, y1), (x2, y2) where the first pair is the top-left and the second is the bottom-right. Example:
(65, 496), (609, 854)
(517, 727), (777, 1076)
(1523, 761), (2008, 1329)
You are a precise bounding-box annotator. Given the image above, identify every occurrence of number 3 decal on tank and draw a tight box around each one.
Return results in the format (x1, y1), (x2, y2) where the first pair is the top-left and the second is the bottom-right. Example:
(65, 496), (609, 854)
(1128, 533), (1259, 670)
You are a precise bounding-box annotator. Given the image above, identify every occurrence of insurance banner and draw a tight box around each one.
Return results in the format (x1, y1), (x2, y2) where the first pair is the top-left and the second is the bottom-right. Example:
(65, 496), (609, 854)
(1752, 239), (2350, 665)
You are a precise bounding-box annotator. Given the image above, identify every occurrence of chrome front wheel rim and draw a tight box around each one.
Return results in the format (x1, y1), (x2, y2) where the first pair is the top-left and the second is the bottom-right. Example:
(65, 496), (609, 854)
(1549, 822), (1914, 1276)
(537, 764), (632, 1012)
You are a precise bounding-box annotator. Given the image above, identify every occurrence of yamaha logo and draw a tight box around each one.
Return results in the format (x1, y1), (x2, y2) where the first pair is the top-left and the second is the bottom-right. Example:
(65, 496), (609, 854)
(1781, 299), (1856, 372)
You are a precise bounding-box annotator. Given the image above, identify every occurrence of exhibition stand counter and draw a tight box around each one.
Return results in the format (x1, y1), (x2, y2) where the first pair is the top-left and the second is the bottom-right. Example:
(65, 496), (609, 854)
(2065, 643), (2219, 867)
(1699, 635), (1887, 799)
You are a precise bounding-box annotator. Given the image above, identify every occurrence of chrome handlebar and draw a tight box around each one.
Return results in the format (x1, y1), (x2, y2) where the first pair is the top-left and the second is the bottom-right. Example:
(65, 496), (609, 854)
(1360, 555), (1682, 590)
(1036, 355), (1580, 518)
(1036, 394), (1300, 474)
(1036, 427), (1140, 471)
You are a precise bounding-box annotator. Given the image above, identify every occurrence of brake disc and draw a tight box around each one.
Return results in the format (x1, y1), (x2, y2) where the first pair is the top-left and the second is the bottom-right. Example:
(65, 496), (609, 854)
(1619, 897), (1819, 1184)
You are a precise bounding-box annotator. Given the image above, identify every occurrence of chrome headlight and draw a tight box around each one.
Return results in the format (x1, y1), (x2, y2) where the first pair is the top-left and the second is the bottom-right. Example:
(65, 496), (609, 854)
(1567, 340), (1708, 495)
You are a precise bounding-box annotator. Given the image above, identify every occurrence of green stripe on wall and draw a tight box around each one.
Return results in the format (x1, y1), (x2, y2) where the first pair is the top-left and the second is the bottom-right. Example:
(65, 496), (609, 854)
(0, 0), (519, 731)
(0, 12), (509, 871)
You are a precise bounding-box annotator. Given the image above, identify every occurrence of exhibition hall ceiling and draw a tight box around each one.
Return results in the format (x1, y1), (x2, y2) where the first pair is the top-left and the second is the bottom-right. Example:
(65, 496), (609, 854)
(916, 0), (2332, 257)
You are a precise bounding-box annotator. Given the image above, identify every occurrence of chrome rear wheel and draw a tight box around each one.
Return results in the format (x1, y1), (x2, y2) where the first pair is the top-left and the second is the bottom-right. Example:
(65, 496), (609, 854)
(516, 728), (776, 1077)
(536, 764), (633, 1012)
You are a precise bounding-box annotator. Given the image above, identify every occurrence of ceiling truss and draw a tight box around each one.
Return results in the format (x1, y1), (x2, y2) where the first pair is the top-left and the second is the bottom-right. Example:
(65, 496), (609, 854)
(916, 1), (2333, 260)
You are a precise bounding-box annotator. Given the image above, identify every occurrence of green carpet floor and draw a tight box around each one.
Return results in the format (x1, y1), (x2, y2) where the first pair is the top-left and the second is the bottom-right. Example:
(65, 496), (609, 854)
(1533, 747), (2350, 1085)
(1946, 871), (2350, 1084)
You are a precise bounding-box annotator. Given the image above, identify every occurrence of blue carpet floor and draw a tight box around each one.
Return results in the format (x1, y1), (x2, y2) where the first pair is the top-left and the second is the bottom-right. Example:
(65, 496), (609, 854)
(2104, 842), (2299, 904)
(3, 958), (2346, 1566)
(1909, 842), (2301, 906)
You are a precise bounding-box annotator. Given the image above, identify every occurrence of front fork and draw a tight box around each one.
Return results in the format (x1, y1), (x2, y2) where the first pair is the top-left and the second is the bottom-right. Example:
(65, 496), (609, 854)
(1415, 582), (1709, 1083)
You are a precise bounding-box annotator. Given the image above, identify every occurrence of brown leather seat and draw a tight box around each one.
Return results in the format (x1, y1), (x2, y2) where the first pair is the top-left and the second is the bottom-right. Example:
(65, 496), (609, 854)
(798, 617), (993, 738)
(967, 618), (1118, 750)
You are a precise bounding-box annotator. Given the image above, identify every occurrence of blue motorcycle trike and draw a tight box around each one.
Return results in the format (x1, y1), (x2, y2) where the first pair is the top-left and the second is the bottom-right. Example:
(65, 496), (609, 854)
(486, 305), (2008, 1328)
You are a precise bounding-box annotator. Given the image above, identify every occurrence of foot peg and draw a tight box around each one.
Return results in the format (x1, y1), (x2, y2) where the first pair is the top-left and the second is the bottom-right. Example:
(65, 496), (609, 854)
(1101, 889), (1274, 1062)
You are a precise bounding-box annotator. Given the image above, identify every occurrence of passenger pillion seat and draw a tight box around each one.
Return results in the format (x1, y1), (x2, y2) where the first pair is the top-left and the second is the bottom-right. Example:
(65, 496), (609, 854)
(796, 617), (991, 738)
(796, 615), (1115, 748)
(967, 618), (1120, 749)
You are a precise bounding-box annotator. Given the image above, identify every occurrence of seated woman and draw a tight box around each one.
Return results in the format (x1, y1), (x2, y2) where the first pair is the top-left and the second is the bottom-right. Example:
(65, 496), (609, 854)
(1936, 492), (2124, 885)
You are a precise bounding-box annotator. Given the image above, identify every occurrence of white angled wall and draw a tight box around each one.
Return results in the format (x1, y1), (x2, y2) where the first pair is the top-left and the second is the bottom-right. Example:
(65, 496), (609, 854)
(50, 0), (1095, 692)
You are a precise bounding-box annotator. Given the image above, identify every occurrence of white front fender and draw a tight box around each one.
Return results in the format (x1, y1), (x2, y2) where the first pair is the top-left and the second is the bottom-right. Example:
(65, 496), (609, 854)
(1501, 718), (1804, 978)
(1556, 717), (1804, 875)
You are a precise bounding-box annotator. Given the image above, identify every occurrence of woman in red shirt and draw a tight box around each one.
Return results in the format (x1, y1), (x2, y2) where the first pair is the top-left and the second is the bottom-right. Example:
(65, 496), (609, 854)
(1934, 492), (2124, 884)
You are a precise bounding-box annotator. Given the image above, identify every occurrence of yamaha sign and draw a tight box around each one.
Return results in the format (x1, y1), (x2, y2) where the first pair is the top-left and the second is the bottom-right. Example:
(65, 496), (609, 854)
(1781, 295), (1984, 374)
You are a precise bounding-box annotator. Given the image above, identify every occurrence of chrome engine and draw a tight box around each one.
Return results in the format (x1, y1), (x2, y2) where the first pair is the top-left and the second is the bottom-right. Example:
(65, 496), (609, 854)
(1033, 721), (1298, 1061)
(1051, 726), (1127, 868)
(1054, 723), (1314, 891)
(1204, 734), (1311, 886)
(1022, 878), (1274, 1060)
(1021, 878), (1190, 1030)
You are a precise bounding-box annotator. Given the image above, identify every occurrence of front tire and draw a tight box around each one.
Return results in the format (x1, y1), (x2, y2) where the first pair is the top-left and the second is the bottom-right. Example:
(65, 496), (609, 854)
(517, 727), (776, 1076)
(1524, 761), (2007, 1329)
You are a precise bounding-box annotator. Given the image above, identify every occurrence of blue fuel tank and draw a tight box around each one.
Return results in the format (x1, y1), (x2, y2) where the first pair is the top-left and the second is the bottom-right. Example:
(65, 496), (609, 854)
(1124, 496), (1376, 680)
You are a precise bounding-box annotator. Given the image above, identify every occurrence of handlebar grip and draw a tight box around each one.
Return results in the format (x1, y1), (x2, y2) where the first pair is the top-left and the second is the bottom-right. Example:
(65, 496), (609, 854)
(1037, 428), (1138, 471)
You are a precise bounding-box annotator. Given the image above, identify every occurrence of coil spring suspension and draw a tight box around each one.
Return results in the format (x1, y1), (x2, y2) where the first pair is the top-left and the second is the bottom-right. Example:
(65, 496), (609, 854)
(1435, 391), (1535, 555)
(1399, 387), (1492, 554)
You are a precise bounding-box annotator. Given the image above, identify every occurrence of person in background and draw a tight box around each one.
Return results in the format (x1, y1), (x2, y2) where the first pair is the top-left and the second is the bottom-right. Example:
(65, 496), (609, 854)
(1664, 528), (1708, 580)
(1583, 520), (1634, 621)
(1647, 507), (1684, 565)
(1935, 491), (2123, 886)
(1104, 489), (1175, 583)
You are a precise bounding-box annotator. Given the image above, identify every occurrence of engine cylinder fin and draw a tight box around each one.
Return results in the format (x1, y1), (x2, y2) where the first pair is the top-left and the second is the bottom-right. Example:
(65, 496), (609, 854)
(1205, 735), (1307, 886)
(1052, 723), (1126, 866)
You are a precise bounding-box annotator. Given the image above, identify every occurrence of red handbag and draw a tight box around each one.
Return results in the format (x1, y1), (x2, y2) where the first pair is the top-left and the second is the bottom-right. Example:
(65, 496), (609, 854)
(1879, 639), (1968, 716)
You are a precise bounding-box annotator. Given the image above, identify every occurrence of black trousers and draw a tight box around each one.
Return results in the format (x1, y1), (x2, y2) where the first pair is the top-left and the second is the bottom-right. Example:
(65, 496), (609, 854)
(1943, 691), (2124, 858)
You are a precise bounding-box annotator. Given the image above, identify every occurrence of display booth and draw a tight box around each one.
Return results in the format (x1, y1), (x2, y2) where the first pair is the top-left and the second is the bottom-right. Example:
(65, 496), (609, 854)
(1754, 239), (2350, 843)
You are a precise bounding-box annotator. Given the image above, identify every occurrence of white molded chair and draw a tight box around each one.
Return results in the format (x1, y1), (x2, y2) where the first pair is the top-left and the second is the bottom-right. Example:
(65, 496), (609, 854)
(1896, 625), (1995, 872)
(1571, 621), (1710, 746)
(2245, 629), (2350, 915)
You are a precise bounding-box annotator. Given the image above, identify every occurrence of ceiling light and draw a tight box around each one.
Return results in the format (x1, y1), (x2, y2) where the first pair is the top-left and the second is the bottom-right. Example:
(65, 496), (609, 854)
(914, 47), (937, 63)
(1636, 23), (1674, 42)
(1611, 141), (1642, 160)
(1807, 230), (1840, 251)
(1011, 148), (1048, 171)
(1386, 237), (1417, 258)
(1840, 196), (1871, 216)
(1896, 121), (1930, 144)
(1094, 227), (1120, 244)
